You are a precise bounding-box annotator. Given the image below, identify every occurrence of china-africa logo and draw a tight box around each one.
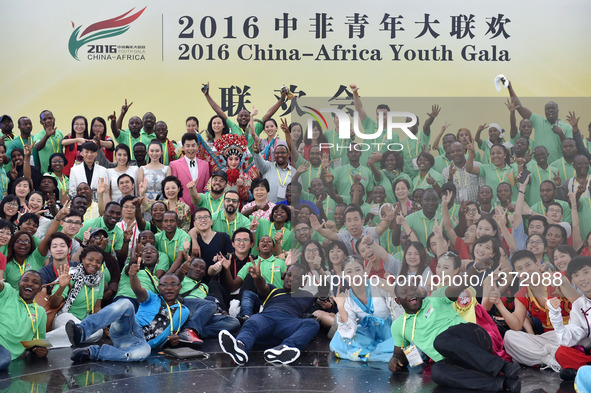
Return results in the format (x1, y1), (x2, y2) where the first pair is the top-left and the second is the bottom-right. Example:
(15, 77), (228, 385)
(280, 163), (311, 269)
(68, 7), (146, 60)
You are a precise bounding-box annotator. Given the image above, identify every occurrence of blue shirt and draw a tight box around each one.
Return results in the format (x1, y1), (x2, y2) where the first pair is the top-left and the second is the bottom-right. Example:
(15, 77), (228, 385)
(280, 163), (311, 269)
(260, 285), (315, 318)
(136, 291), (189, 348)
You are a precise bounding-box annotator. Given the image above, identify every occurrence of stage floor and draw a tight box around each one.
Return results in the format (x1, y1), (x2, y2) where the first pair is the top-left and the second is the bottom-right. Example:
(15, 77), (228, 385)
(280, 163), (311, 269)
(0, 336), (574, 393)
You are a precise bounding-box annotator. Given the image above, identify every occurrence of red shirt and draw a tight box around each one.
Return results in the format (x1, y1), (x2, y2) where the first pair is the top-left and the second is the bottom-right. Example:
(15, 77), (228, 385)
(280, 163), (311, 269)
(515, 283), (572, 332)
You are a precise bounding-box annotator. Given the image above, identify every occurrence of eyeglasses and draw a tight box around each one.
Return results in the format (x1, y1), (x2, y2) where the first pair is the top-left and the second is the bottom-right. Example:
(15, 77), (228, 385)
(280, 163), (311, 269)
(16, 239), (31, 245)
(194, 215), (211, 221)
(6, 202), (19, 208)
(224, 198), (239, 203)
(63, 220), (83, 225)
(467, 208), (478, 213)
(159, 283), (180, 288)
(305, 248), (320, 255)
(234, 238), (251, 244)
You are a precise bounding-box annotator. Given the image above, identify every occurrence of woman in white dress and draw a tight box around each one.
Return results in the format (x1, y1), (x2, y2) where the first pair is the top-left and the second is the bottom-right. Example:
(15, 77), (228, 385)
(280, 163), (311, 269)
(106, 144), (138, 201)
(138, 140), (169, 200)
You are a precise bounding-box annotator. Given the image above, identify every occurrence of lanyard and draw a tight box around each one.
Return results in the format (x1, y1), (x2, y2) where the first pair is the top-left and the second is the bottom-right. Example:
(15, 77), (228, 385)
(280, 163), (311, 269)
(161, 142), (169, 165)
(455, 168), (468, 188)
(84, 284), (95, 314)
(269, 225), (285, 238)
(270, 259), (276, 284)
(164, 239), (178, 262)
(494, 167), (507, 183)
(275, 164), (290, 187)
(110, 233), (116, 253)
(449, 204), (457, 220)
(48, 134), (57, 153)
(226, 216), (237, 236)
(144, 269), (160, 290)
(16, 259), (28, 275)
(208, 195), (223, 213)
(192, 279), (208, 297)
(19, 136), (31, 148)
(422, 218), (428, 244)
(55, 174), (67, 192)
(535, 165), (551, 184)
(165, 300), (182, 334)
(20, 297), (39, 339)
(85, 205), (93, 220)
(308, 165), (322, 187)
(401, 312), (418, 347)
(414, 173), (428, 190)
(129, 133), (134, 160)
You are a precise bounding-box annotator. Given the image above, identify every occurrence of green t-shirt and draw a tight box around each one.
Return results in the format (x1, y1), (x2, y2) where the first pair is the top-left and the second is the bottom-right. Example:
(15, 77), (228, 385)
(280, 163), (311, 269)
(237, 256), (287, 287)
(376, 171), (412, 204)
(154, 228), (191, 268)
(478, 163), (515, 202)
(61, 279), (105, 320)
(550, 158), (576, 185)
(268, 225), (292, 253)
(6, 135), (40, 167)
(140, 129), (157, 142)
(295, 156), (324, 192)
(4, 249), (47, 288)
(211, 211), (251, 238)
(380, 227), (402, 256)
(226, 118), (263, 159)
(433, 155), (452, 173)
(401, 130), (430, 176)
(195, 192), (224, 213)
(180, 277), (209, 299)
(391, 287), (465, 362)
(411, 169), (444, 192)
(577, 197), (591, 240)
(525, 162), (556, 206)
(405, 210), (443, 247)
(0, 284), (47, 359)
(331, 163), (374, 197)
(76, 217), (124, 253)
(116, 266), (163, 299)
(115, 130), (151, 161)
(529, 114), (573, 164)
(33, 129), (64, 173)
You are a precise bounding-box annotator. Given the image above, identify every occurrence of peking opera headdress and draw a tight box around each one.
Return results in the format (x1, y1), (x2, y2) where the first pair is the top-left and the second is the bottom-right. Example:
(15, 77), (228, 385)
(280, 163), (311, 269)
(215, 134), (248, 161)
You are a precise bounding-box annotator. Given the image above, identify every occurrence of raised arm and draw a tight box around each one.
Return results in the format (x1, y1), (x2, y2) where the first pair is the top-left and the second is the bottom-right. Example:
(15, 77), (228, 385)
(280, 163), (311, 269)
(281, 118), (299, 163)
(441, 192), (458, 244)
(202, 82), (228, 121)
(129, 257), (148, 303)
(261, 89), (287, 123)
(474, 123), (487, 147)
(115, 99), (133, 137)
(430, 122), (450, 152)
(505, 98), (520, 139)
(569, 191), (583, 251)
(350, 84), (367, 122)
(465, 142), (480, 175)
(511, 174), (529, 230)
(23, 144), (32, 180)
(310, 214), (339, 241)
(249, 256), (270, 298)
(422, 105), (441, 136)
(505, 79), (532, 120)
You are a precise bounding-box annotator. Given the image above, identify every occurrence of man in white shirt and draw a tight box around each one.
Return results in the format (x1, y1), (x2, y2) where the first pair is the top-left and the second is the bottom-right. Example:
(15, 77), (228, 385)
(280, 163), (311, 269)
(68, 141), (108, 202)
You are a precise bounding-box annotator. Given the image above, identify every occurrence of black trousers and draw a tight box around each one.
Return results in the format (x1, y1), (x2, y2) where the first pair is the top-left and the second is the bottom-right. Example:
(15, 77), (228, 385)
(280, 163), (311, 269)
(430, 323), (508, 392)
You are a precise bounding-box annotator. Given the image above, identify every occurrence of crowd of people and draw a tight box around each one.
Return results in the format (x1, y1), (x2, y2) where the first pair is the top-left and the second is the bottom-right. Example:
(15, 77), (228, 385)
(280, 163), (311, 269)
(3, 78), (591, 392)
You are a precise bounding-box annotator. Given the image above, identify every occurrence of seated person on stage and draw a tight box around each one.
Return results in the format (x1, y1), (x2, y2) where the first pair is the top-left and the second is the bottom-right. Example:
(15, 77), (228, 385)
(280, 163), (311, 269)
(550, 256), (591, 380)
(218, 263), (319, 365)
(0, 271), (48, 371)
(66, 246), (190, 362)
(390, 283), (521, 393)
(174, 257), (240, 343)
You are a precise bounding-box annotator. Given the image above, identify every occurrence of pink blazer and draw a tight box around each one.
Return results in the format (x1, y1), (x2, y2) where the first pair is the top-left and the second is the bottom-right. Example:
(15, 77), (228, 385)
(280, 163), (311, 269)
(169, 157), (209, 211)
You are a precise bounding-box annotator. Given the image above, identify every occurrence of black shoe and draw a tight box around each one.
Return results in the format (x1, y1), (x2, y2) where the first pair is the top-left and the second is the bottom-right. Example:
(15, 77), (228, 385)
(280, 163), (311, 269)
(236, 316), (249, 326)
(263, 345), (300, 365)
(560, 368), (578, 381)
(218, 330), (248, 365)
(70, 349), (91, 363)
(501, 362), (520, 378)
(65, 320), (83, 347)
(503, 376), (521, 393)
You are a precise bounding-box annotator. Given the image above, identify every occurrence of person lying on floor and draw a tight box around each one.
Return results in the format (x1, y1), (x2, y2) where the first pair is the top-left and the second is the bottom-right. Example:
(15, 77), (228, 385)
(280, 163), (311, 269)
(218, 263), (319, 366)
(389, 283), (522, 393)
(65, 245), (190, 362)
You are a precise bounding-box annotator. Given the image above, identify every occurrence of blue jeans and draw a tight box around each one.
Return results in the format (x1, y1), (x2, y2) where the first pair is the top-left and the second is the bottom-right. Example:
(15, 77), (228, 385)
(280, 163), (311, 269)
(0, 345), (11, 371)
(183, 298), (240, 339)
(238, 290), (261, 317)
(237, 312), (320, 353)
(78, 299), (151, 362)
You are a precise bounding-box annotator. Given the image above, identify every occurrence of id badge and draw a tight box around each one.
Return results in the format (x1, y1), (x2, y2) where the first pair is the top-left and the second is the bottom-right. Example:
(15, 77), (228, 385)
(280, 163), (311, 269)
(277, 185), (286, 199)
(459, 188), (468, 202)
(332, 158), (341, 168)
(403, 345), (423, 367)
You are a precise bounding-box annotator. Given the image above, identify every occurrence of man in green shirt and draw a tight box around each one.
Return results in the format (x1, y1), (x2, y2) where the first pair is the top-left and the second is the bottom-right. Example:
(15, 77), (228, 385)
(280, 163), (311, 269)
(211, 190), (253, 238)
(393, 189), (442, 248)
(155, 211), (190, 273)
(140, 112), (157, 141)
(0, 271), (48, 370)
(506, 78), (573, 164)
(6, 116), (40, 168)
(76, 202), (129, 263)
(331, 143), (373, 196)
(110, 99), (151, 161)
(190, 170), (227, 213)
(550, 138), (578, 185)
(34, 110), (63, 173)
(390, 284), (521, 392)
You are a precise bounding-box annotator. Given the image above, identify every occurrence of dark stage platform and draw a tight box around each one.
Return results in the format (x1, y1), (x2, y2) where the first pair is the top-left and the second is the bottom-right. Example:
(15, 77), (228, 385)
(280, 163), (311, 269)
(0, 336), (575, 392)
